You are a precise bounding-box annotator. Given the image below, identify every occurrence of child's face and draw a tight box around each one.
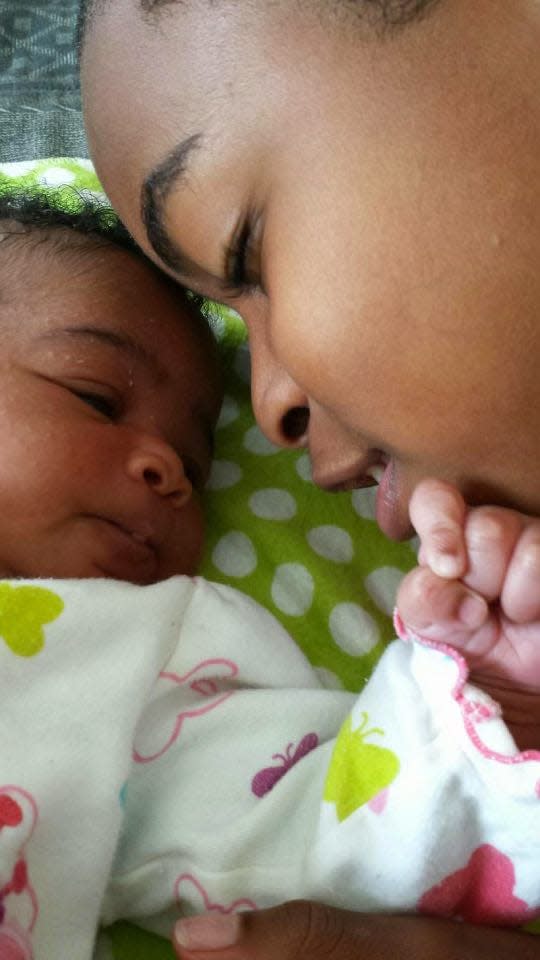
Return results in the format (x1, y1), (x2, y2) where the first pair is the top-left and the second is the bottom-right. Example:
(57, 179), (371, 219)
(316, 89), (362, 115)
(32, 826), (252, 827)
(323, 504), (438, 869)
(83, 0), (540, 539)
(0, 233), (222, 583)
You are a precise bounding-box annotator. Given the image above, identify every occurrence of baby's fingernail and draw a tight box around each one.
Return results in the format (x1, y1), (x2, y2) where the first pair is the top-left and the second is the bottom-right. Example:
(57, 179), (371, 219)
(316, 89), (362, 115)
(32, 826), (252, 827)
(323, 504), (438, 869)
(174, 913), (240, 950)
(459, 593), (488, 628)
(429, 551), (461, 579)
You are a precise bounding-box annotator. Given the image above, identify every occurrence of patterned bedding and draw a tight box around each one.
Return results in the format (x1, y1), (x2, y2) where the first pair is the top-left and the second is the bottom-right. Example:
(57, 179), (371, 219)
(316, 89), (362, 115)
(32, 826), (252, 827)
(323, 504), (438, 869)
(0, 158), (418, 956)
(0, 0), (87, 160)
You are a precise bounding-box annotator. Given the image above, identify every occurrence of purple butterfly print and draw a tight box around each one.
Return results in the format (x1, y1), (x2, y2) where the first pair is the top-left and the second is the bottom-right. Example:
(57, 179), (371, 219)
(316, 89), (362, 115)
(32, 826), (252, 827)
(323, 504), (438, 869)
(251, 733), (319, 797)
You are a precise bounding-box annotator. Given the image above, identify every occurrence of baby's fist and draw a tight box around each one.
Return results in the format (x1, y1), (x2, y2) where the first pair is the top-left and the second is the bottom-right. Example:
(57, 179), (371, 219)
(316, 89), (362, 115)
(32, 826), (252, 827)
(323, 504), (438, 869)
(397, 479), (540, 690)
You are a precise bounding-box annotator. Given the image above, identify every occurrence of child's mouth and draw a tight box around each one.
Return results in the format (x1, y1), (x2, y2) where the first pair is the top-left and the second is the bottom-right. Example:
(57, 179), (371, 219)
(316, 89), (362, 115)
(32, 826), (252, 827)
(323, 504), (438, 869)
(96, 517), (159, 583)
(373, 460), (413, 541)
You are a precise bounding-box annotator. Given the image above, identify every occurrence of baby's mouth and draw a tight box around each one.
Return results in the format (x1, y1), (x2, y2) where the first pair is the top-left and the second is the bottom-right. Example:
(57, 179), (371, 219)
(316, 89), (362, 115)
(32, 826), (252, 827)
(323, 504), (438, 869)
(95, 517), (160, 583)
(128, 528), (154, 548)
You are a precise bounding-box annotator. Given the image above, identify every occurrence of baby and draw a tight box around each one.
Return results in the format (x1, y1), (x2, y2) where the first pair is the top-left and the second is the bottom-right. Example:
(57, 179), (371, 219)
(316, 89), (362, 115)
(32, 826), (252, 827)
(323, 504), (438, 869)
(0, 196), (538, 960)
(0, 191), (222, 583)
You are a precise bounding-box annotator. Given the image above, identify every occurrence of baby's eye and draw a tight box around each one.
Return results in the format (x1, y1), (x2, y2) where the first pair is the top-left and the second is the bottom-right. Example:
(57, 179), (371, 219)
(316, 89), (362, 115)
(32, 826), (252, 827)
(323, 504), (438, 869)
(75, 390), (118, 420)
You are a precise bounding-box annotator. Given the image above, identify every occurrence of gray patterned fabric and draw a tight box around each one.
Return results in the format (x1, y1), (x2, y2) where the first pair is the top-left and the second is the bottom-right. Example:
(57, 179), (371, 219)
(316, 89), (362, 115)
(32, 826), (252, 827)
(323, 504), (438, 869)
(0, 0), (88, 161)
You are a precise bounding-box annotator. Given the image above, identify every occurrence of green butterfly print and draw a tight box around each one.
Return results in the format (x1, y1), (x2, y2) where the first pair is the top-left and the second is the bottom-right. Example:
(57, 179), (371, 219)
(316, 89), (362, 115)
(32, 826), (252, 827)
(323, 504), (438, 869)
(324, 712), (400, 822)
(0, 584), (64, 657)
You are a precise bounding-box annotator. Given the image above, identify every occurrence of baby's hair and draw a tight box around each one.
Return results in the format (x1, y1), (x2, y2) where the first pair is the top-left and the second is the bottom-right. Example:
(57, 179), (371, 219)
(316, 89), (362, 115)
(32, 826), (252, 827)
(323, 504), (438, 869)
(0, 189), (191, 297)
(0, 190), (138, 254)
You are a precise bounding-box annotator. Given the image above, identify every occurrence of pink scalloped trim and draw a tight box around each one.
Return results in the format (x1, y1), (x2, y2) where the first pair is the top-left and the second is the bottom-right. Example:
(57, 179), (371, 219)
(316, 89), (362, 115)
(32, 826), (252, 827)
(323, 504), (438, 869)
(393, 611), (540, 769)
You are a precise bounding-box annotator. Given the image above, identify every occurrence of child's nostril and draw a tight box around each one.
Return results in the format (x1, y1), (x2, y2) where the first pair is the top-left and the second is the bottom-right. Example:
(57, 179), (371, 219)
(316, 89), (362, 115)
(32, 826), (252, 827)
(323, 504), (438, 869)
(281, 406), (309, 441)
(143, 468), (161, 486)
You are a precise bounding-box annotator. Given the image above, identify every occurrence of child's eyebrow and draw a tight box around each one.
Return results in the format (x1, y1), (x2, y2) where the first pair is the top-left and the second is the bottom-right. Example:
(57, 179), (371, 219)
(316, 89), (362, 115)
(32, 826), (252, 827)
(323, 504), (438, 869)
(140, 133), (206, 279)
(38, 326), (166, 380)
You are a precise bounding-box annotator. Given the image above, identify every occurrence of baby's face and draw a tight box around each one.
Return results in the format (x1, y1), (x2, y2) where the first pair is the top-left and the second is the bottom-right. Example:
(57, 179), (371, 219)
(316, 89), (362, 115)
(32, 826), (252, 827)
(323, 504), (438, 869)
(83, 0), (540, 538)
(0, 233), (222, 582)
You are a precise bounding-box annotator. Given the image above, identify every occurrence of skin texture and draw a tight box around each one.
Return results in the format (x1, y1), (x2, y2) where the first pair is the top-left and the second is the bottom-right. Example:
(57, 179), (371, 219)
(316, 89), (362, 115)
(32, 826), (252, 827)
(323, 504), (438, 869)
(172, 902), (540, 959)
(0, 228), (222, 583)
(83, 0), (540, 543)
(81, 1), (540, 956)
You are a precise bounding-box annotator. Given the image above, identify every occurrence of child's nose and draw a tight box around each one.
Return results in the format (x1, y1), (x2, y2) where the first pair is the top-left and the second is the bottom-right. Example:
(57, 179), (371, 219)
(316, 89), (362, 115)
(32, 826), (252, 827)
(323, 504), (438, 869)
(249, 337), (310, 447)
(127, 437), (192, 507)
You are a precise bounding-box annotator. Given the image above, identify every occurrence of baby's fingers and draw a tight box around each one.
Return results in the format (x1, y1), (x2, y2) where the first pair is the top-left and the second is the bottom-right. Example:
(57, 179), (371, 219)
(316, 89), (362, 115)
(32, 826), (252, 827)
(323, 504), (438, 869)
(409, 479), (467, 579)
(462, 506), (523, 600)
(397, 566), (488, 642)
(501, 522), (540, 623)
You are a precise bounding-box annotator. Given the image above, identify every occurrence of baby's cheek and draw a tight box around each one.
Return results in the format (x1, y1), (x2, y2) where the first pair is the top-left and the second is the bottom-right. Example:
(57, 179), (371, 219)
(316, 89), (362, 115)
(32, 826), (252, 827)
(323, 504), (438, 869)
(166, 500), (205, 577)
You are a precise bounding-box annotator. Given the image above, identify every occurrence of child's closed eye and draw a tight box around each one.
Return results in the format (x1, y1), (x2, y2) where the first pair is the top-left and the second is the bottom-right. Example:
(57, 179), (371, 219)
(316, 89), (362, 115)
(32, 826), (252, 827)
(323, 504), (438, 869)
(74, 389), (119, 420)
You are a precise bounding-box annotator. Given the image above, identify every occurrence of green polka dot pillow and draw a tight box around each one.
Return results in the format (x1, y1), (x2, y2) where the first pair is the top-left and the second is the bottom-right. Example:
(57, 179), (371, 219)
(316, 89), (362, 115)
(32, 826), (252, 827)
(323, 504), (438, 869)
(0, 159), (419, 959)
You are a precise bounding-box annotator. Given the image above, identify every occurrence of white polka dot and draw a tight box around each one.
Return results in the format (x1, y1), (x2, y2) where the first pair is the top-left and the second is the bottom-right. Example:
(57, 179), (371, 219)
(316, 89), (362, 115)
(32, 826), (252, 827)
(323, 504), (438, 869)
(249, 488), (297, 521)
(39, 167), (76, 186)
(73, 158), (95, 172)
(351, 486), (377, 520)
(307, 525), (354, 564)
(207, 311), (227, 339)
(364, 566), (405, 616)
(212, 532), (257, 577)
(295, 453), (313, 482)
(329, 603), (380, 656)
(243, 425), (280, 456)
(409, 534), (421, 555)
(216, 395), (239, 429)
(0, 161), (38, 176)
(271, 563), (314, 616)
(207, 460), (243, 491)
(234, 343), (251, 383)
(88, 189), (108, 202)
(315, 667), (344, 690)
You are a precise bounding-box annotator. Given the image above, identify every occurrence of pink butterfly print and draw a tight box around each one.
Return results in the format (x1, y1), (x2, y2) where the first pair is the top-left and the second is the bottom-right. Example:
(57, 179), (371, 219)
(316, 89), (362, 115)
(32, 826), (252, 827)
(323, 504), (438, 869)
(175, 873), (258, 914)
(252, 734), (319, 797)
(418, 844), (540, 926)
(0, 923), (33, 960)
(367, 788), (389, 815)
(133, 658), (239, 764)
(0, 787), (39, 941)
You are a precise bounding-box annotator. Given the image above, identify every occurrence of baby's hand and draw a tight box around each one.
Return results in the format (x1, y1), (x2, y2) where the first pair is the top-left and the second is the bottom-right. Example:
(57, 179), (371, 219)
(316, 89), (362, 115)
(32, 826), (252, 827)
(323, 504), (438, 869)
(396, 479), (540, 749)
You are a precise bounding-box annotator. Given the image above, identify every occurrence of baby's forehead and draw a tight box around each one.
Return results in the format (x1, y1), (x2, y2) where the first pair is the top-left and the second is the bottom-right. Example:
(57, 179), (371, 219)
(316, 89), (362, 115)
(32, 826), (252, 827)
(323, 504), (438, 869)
(0, 218), (101, 300)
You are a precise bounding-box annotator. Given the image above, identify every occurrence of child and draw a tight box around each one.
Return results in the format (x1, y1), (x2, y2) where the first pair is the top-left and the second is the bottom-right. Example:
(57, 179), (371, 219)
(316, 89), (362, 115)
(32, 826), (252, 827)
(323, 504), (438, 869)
(78, 2), (540, 957)
(0, 195), (538, 960)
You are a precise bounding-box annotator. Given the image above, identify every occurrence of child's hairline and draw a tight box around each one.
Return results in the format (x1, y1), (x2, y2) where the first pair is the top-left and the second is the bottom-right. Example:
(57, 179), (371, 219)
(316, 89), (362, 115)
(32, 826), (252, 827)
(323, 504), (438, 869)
(0, 190), (142, 260)
(0, 191), (195, 309)
(0, 191), (216, 353)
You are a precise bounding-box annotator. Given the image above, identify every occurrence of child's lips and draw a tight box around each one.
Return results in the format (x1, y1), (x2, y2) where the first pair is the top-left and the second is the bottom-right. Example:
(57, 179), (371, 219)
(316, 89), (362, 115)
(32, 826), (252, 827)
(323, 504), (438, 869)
(375, 460), (413, 541)
(303, 454), (414, 541)
(314, 459), (412, 540)
(95, 517), (159, 582)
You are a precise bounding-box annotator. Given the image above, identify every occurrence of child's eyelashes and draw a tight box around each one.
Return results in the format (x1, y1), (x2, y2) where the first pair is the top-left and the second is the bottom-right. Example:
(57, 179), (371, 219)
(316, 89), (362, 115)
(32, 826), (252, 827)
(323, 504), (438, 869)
(74, 389), (120, 420)
(223, 212), (262, 294)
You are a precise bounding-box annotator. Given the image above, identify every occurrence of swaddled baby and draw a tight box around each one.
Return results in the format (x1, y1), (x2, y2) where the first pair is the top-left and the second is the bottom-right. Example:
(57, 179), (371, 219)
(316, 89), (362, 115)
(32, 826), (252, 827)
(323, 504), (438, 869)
(0, 194), (537, 960)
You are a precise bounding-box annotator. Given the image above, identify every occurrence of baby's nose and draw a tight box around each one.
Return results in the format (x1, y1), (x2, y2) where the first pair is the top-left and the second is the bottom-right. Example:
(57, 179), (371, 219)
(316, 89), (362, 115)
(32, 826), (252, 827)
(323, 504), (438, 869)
(127, 438), (192, 507)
